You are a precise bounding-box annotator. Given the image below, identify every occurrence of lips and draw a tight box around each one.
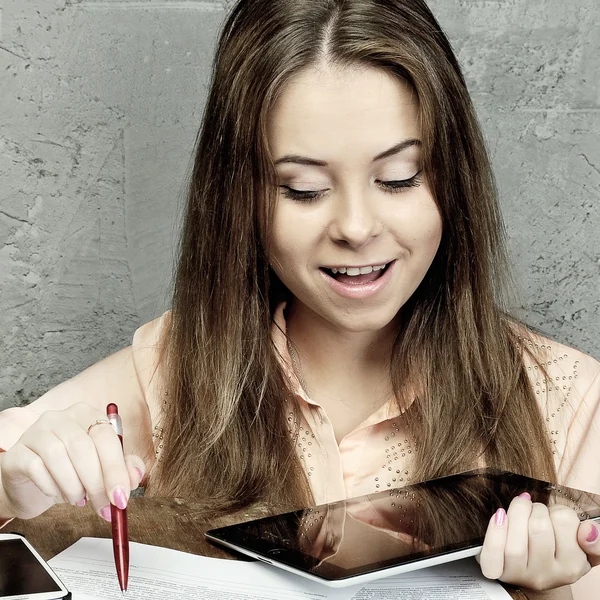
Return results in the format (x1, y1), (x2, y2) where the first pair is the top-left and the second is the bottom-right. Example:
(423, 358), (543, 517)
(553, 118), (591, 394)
(321, 262), (391, 285)
(329, 264), (388, 276)
(319, 261), (396, 299)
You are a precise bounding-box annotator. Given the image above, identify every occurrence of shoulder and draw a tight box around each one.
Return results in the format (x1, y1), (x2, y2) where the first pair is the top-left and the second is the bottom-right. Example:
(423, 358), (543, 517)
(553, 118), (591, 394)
(131, 310), (171, 379)
(514, 326), (600, 491)
(0, 312), (172, 456)
(130, 311), (172, 430)
(515, 327), (600, 405)
(133, 310), (171, 348)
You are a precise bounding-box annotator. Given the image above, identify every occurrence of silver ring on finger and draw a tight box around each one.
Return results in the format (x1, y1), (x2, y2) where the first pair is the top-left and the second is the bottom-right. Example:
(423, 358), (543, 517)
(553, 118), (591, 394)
(87, 419), (112, 435)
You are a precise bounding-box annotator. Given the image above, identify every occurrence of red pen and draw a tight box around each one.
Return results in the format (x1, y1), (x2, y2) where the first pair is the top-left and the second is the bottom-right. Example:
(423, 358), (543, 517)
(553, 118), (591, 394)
(107, 403), (129, 593)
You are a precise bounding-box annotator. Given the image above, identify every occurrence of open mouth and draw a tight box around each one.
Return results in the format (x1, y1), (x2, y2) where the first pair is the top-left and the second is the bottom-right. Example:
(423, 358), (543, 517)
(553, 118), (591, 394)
(320, 262), (392, 285)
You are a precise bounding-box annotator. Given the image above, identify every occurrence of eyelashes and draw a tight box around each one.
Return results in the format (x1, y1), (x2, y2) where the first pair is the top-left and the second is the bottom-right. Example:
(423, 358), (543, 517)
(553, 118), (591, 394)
(378, 170), (423, 194)
(280, 170), (423, 203)
(280, 187), (327, 202)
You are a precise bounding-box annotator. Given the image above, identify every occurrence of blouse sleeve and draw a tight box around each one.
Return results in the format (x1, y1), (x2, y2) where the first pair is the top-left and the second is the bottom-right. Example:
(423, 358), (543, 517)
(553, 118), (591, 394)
(0, 312), (170, 506)
(555, 352), (600, 496)
(520, 331), (600, 496)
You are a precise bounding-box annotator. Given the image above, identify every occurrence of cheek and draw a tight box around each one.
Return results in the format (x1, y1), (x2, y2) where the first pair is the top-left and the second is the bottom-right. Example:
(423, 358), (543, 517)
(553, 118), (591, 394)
(270, 202), (324, 268)
(414, 185), (443, 246)
(269, 208), (306, 274)
(403, 199), (443, 252)
(269, 234), (291, 276)
(426, 215), (443, 252)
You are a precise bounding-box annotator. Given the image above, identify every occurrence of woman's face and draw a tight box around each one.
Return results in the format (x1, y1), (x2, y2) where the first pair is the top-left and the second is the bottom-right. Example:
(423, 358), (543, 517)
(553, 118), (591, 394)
(268, 64), (442, 334)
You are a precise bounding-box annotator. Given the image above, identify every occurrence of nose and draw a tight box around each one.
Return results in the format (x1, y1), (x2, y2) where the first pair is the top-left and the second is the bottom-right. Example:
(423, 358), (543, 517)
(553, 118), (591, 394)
(328, 187), (381, 248)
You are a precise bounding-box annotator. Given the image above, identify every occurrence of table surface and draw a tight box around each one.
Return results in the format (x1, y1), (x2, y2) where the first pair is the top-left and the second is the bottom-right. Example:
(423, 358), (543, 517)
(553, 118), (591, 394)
(10, 497), (571, 600)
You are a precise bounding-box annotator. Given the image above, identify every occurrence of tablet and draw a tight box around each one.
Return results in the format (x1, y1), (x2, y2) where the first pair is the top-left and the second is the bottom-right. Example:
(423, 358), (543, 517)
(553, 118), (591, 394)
(0, 533), (70, 600)
(205, 469), (600, 588)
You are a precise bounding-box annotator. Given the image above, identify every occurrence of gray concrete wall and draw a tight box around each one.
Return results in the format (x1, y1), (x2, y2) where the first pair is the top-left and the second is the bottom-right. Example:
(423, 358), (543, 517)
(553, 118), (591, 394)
(1, 0), (598, 409)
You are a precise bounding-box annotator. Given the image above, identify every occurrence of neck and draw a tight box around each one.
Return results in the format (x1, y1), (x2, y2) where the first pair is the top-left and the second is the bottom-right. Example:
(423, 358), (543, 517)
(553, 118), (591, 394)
(284, 301), (398, 410)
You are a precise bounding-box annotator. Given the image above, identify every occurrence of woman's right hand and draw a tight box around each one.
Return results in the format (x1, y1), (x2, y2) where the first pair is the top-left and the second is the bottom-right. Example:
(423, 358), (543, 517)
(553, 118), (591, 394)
(0, 402), (145, 521)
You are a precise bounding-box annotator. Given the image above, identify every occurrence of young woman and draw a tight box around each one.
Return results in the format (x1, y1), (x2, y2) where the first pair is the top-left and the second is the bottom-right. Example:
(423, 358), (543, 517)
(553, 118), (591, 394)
(1, 0), (598, 595)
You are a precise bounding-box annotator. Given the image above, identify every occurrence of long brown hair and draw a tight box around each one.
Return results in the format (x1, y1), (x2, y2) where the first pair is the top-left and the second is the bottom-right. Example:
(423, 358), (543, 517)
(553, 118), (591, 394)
(151, 0), (556, 512)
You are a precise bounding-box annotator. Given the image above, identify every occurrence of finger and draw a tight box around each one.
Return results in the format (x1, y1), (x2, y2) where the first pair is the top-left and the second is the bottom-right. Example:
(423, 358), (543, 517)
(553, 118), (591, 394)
(548, 505), (590, 583)
(48, 419), (110, 514)
(1, 445), (61, 499)
(124, 455), (146, 490)
(66, 403), (132, 510)
(577, 520), (600, 568)
(501, 494), (533, 580)
(86, 420), (131, 509)
(24, 430), (86, 505)
(524, 503), (557, 583)
(479, 508), (508, 579)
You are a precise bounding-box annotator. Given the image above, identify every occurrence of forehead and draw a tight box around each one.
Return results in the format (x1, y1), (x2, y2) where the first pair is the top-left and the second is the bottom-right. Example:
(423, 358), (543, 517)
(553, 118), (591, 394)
(268, 63), (420, 162)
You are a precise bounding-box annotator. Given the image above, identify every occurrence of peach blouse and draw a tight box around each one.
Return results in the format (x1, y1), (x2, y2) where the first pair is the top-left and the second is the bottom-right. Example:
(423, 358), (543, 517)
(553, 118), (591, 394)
(1, 307), (599, 500)
(0, 308), (599, 597)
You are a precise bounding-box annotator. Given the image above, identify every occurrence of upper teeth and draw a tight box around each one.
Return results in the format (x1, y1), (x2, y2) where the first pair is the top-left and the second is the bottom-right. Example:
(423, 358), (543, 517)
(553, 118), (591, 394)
(330, 264), (387, 275)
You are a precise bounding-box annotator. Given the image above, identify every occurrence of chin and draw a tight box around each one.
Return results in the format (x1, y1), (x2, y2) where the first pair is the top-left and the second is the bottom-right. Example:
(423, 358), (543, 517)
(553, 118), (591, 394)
(325, 307), (400, 334)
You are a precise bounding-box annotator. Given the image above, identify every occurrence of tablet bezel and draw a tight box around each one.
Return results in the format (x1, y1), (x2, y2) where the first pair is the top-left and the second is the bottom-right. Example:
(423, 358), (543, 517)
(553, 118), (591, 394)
(205, 469), (600, 588)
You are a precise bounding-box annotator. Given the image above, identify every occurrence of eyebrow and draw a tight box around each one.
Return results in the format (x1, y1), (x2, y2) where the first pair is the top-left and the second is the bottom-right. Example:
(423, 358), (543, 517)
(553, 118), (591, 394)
(273, 138), (422, 167)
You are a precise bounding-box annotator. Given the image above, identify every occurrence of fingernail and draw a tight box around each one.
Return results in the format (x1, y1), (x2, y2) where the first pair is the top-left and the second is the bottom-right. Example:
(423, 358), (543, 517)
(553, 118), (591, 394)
(112, 486), (128, 510)
(134, 466), (144, 485)
(495, 508), (507, 527)
(99, 505), (112, 522)
(586, 523), (599, 544)
(519, 492), (532, 500)
(76, 498), (87, 507)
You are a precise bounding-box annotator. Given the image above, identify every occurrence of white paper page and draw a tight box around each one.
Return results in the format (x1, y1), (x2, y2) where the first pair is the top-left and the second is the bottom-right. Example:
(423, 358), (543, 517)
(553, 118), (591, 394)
(49, 537), (358, 600)
(49, 537), (511, 600)
(348, 560), (512, 599)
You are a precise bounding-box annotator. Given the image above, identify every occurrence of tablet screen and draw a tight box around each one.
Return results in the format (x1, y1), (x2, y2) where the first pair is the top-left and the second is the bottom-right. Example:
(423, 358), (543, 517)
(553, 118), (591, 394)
(0, 538), (62, 596)
(207, 469), (600, 582)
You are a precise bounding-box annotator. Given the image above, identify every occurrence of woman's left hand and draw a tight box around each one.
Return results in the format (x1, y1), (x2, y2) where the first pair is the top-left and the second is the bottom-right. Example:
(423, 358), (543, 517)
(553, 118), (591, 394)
(478, 493), (600, 590)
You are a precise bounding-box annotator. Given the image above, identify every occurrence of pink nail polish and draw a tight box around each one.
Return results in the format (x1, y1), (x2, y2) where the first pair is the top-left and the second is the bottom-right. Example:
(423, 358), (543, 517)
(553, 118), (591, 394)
(586, 523), (599, 544)
(76, 498), (87, 507)
(134, 467), (144, 484)
(113, 486), (128, 510)
(519, 492), (532, 500)
(99, 505), (112, 522)
(495, 508), (507, 527)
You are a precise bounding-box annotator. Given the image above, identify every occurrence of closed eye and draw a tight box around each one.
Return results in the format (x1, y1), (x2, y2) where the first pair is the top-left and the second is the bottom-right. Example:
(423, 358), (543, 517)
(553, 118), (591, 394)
(279, 186), (328, 202)
(279, 169), (423, 202)
(377, 170), (423, 193)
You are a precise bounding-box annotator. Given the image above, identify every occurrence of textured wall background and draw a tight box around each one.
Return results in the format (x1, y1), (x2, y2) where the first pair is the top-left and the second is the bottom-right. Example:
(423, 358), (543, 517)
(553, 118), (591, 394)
(0, 0), (598, 409)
